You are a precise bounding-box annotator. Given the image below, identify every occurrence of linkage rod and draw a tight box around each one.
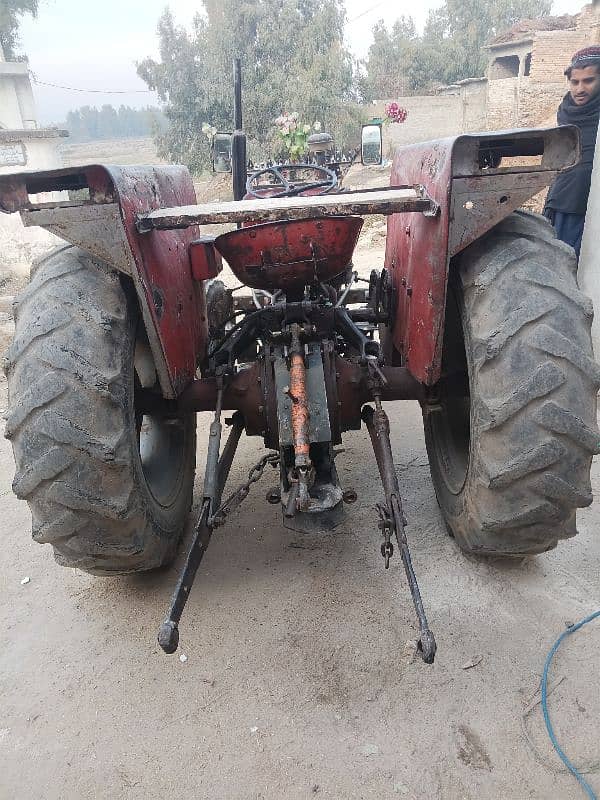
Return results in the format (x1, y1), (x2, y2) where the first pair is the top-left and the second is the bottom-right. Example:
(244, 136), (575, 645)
(362, 401), (437, 664)
(157, 408), (244, 654)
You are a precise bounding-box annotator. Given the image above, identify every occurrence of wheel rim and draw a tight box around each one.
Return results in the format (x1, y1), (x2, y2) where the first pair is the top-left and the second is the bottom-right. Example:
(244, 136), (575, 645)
(138, 415), (187, 507)
(133, 332), (189, 509)
(429, 284), (471, 495)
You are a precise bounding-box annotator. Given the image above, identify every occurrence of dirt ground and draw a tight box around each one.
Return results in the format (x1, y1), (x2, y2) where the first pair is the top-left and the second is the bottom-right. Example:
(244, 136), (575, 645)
(1, 144), (599, 800)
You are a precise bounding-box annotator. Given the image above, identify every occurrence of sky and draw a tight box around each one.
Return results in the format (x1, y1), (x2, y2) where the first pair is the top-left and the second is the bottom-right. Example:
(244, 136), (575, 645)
(18, 0), (582, 124)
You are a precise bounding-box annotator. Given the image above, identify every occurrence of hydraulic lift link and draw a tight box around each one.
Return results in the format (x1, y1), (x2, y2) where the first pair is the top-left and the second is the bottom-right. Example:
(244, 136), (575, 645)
(362, 400), (437, 664)
(157, 397), (243, 654)
(289, 323), (312, 513)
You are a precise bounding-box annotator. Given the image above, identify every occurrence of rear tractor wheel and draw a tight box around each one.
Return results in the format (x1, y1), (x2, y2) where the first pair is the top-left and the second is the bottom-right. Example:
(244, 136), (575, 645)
(4, 246), (196, 575)
(424, 211), (600, 555)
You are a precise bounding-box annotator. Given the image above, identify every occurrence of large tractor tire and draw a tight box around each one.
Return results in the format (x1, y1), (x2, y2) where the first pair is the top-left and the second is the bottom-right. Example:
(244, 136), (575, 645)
(424, 211), (600, 555)
(4, 246), (196, 575)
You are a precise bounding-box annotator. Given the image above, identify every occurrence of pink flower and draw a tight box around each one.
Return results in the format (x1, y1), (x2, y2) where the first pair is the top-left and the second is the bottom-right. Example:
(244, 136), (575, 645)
(385, 101), (408, 124)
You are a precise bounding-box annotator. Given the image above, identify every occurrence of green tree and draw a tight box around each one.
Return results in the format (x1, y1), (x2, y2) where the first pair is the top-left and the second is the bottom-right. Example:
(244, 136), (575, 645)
(63, 105), (166, 142)
(361, 16), (417, 102)
(137, 0), (356, 172)
(0, 0), (38, 59)
(362, 0), (552, 97)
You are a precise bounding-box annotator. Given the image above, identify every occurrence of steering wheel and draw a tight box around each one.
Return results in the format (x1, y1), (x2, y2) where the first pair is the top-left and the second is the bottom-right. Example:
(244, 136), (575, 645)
(246, 165), (337, 199)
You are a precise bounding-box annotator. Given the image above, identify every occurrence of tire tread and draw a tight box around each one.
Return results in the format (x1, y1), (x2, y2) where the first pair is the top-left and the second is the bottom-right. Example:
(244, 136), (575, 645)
(5, 245), (194, 574)
(425, 210), (598, 555)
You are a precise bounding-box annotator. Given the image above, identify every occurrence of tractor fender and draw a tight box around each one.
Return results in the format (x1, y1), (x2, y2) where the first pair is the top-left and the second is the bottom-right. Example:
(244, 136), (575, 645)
(0, 164), (207, 399)
(385, 125), (579, 385)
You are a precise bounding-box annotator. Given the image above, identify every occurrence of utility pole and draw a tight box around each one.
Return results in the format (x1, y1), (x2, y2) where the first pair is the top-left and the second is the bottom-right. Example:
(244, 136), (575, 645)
(231, 58), (247, 202)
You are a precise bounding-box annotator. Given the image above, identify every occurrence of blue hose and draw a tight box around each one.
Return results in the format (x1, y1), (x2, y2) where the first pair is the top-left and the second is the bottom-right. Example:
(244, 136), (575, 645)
(541, 610), (600, 799)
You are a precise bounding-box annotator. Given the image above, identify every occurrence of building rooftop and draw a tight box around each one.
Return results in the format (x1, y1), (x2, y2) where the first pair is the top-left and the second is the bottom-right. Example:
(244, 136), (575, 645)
(488, 14), (577, 47)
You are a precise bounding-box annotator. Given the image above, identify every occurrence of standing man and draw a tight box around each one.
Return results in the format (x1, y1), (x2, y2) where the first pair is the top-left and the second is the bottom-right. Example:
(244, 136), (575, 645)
(544, 46), (600, 259)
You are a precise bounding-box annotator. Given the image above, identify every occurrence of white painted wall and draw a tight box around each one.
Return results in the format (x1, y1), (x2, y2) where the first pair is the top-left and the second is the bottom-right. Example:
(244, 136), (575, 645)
(579, 119), (600, 357)
(0, 136), (65, 175)
(0, 62), (35, 130)
(0, 76), (24, 129)
(15, 76), (37, 128)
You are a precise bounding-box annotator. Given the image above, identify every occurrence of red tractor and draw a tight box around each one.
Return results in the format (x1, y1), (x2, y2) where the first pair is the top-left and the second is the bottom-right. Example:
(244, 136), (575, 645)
(1, 119), (597, 664)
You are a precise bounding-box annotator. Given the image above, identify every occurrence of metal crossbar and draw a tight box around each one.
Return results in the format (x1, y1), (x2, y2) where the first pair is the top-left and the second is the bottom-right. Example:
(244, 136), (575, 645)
(136, 186), (437, 231)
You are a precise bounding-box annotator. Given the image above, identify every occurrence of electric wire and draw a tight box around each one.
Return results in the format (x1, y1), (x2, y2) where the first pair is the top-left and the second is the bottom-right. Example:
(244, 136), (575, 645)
(347, 1), (387, 23)
(541, 610), (600, 799)
(29, 73), (154, 94)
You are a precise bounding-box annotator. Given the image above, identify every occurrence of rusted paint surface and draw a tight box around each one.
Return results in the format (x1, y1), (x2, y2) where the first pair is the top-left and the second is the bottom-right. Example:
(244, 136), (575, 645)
(214, 217), (363, 293)
(137, 187), (433, 230)
(387, 127), (579, 385)
(289, 352), (310, 461)
(20, 203), (132, 273)
(386, 140), (453, 385)
(0, 164), (115, 213)
(0, 164), (207, 398)
(104, 165), (207, 397)
(189, 237), (223, 282)
(176, 362), (424, 440)
(449, 172), (558, 256)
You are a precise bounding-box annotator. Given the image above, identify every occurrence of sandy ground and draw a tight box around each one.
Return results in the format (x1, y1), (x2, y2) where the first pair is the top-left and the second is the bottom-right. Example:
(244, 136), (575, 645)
(1, 143), (599, 799)
(60, 137), (167, 168)
(1, 378), (599, 800)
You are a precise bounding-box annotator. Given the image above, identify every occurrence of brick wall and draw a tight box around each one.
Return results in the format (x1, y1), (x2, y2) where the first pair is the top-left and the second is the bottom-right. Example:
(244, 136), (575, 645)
(518, 80), (564, 127)
(577, 3), (600, 38)
(482, 3), (600, 128)
(364, 0), (599, 153)
(485, 76), (566, 130)
(529, 30), (590, 82)
(486, 78), (519, 129)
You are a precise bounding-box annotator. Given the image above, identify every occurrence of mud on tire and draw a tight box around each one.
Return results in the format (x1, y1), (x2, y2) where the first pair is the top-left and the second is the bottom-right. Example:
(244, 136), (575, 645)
(424, 211), (600, 555)
(4, 246), (196, 574)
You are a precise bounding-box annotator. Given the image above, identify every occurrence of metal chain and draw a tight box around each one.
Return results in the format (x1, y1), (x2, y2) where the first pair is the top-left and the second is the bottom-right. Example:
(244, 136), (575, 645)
(211, 452), (280, 528)
(376, 502), (394, 568)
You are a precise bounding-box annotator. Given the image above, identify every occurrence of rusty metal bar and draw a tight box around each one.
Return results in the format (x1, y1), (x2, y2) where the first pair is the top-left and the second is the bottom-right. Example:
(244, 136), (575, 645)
(362, 402), (436, 664)
(172, 364), (424, 418)
(288, 324), (311, 511)
(157, 408), (244, 655)
(379, 367), (425, 402)
(136, 186), (436, 231)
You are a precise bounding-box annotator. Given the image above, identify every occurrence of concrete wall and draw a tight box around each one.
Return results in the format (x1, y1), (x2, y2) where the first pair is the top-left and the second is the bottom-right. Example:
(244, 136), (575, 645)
(485, 77), (519, 129)
(0, 63), (31, 129)
(0, 133), (66, 175)
(0, 56), (67, 275)
(0, 133), (66, 274)
(14, 76), (37, 128)
(0, 214), (61, 274)
(0, 135), (66, 272)
(372, 96), (464, 155)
